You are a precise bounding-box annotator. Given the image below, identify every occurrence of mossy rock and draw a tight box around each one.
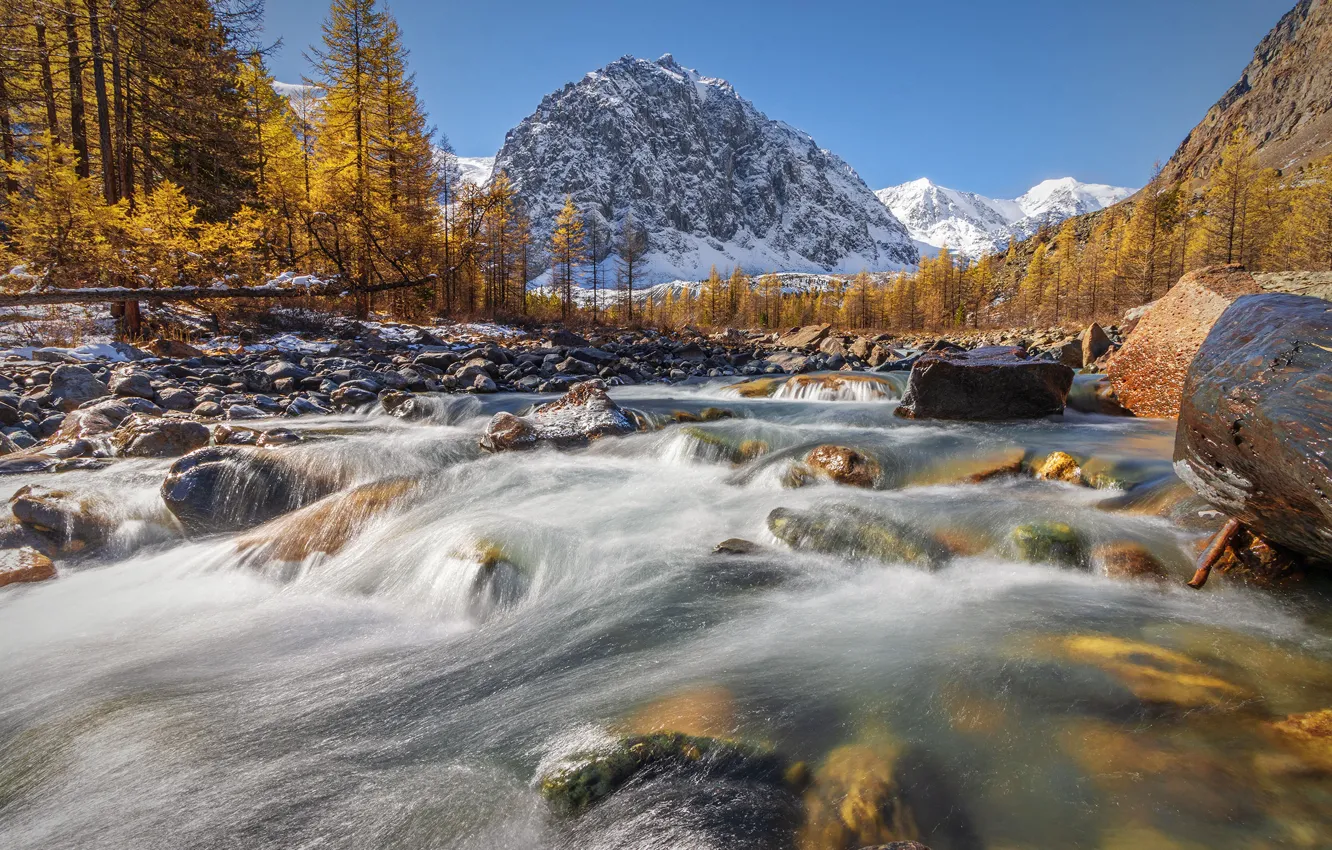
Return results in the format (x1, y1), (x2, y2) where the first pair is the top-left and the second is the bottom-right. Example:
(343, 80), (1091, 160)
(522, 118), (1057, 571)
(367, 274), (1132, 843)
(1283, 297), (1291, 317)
(681, 427), (765, 465)
(538, 732), (794, 817)
(797, 742), (919, 850)
(1010, 521), (1088, 568)
(1032, 451), (1084, 485)
(767, 505), (947, 568)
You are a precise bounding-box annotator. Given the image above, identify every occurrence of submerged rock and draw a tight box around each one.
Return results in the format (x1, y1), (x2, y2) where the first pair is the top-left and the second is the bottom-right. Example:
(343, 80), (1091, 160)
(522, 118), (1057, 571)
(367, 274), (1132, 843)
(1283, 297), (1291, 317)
(538, 732), (796, 817)
(1044, 634), (1253, 711)
(767, 505), (946, 568)
(1266, 709), (1332, 774)
(798, 741), (918, 850)
(479, 380), (637, 452)
(1009, 521), (1087, 568)
(1174, 292), (1332, 565)
(895, 346), (1073, 420)
(713, 538), (762, 555)
(235, 478), (420, 563)
(1066, 375), (1131, 416)
(162, 446), (340, 535)
(1092, 541), (1169, 582)
(0, 547), (56, 588)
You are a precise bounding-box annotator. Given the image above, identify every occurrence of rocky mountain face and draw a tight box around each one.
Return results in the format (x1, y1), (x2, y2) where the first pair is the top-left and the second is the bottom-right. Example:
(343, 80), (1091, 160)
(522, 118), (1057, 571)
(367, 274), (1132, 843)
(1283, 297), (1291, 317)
(876, 177), (1133, 258)
(492, 54), (918, 283)
(1161, 0), (1332, 182)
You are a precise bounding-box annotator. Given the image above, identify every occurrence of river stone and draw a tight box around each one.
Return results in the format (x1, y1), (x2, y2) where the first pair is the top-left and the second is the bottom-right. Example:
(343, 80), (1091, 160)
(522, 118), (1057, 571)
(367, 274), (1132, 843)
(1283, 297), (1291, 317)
(777, 324), (831, 350)
(798, 742), (918, 850)
(537, 732), (796, 817)
(1092, 541), (1169, 582)
(1174, 293), (1332, 564)
(108, 370), (156, 400)
(1010, 521), (1087, 568)
(1107, 264), (1261, 418)
(0, 547), (56, 587)
(1082, 322), (1112, 364)
(146, 338), (204, 358)
(1065, 375), (1131, 416)
(235, 478), (419, 563)
(9, 485), (115, 555)
(111, 414), (210, 458)
(479, 380), (636, 452)
(35, 364), (109, 412)
(789, 445), (881, 489)
(1034, 452), (1084, 485)
(767, 505), (946, 568)
(161, 446), (340, 535)
(895, 346), (1073, 421)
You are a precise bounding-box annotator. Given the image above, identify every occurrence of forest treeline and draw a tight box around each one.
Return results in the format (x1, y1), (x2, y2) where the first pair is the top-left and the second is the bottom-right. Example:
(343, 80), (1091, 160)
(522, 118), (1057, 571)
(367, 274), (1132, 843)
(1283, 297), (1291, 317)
(1, 0), (1330, 333)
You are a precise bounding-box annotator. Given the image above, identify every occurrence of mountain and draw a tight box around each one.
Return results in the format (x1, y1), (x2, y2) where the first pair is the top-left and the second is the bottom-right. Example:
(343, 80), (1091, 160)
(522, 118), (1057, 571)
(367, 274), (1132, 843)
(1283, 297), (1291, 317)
(876, 177), (1133, 258)
(455, 156), (495, 187)
(492, 54), (917, 283)
(1160, 0), (1332, 183)
(877, 177), (1133, 258)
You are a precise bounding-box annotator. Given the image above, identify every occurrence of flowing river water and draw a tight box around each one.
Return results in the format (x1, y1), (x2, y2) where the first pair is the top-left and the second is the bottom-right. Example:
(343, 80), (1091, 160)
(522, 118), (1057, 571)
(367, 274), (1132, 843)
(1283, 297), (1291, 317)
(2, 373), (1331, 849)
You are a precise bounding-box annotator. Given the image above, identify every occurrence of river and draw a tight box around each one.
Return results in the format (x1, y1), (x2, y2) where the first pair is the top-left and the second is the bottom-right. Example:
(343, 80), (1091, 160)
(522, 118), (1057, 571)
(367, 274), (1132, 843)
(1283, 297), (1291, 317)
(2, 374), (1330, 849)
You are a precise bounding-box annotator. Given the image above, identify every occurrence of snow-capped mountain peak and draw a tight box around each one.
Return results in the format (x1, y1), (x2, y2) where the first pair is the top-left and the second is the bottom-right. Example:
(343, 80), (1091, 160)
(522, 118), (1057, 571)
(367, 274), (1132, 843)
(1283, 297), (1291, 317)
(878, 176), (1134, 258)
(493, 54), (917, 283)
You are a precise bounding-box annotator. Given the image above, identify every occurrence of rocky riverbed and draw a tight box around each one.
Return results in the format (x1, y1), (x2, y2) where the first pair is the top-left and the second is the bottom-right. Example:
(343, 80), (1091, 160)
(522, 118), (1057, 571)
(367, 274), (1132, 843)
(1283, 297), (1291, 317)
(2, 282), (1331, 850)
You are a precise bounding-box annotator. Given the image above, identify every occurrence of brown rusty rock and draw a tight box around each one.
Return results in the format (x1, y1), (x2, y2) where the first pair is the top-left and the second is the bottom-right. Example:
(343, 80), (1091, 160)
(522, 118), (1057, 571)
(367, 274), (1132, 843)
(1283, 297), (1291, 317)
(1107, 265), (1261, 418)
(9, 485), (115, 555)
(1081, 322), (1112, 364)
(1093, 541), (1169, 582)
(0, 547), (56, 587)
(1034, 451), (1084, 485)
(111, 414), (210, 458)
(1174, 292), (1332, 564)
(895, 347), (1073, 421)
(798, 445), (881, 488)
(1212, 525), (1306, 587)
(235, 478), (420, 563)
(776, 323), (832, 350)
(145, 338), (204, 358)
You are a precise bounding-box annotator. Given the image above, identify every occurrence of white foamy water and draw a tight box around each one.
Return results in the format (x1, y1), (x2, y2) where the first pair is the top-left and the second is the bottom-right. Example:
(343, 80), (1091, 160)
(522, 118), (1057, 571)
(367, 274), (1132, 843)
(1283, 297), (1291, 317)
(2, 382), (1330, 850)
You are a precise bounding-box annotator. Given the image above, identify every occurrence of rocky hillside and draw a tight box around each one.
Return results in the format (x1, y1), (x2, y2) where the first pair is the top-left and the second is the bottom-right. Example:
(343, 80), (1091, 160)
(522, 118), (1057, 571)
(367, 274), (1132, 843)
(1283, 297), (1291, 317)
(492, 54), (918, 283)
(1160, 0), (1332, 182)
(877, 177), (1132, 258)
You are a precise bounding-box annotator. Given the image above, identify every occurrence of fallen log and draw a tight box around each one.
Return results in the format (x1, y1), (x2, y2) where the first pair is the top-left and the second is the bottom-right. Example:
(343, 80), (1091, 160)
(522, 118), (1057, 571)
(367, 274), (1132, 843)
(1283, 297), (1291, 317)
(0, 275), (436, 308)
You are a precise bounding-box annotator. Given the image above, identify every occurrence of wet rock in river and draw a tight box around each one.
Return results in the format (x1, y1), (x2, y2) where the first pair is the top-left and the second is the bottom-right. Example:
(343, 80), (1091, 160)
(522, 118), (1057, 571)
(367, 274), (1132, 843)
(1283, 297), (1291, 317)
(0, 547), (56, 588)
(797, 741), (919, 850)
(162, 446), (340, 535)
(538, 732), (796, 817)
(235, 478), (419, 563)
(787, 445), (881, 489)
(1009, 521), (1087, 568)
(906, 446), (1026, 487)
(895, 346), (1073, 421)
(1033, 451), (1084, 485)
(1173, 292), (1332, 566)
(1107, 264), (1261, 418)
(713, 538), (761, 555)
(1092, 541), (1169, 582)
(1065, 375), (1131, 416)
(1043, 634), (1253, 711)
(622, 685), (738, 739)
(767, 505), (946, 568)
(1206, 524), (1305, 587)
(9, 485), (115, 555)
(479, 380), (636, 452)
(1265, 709), (1332, 774)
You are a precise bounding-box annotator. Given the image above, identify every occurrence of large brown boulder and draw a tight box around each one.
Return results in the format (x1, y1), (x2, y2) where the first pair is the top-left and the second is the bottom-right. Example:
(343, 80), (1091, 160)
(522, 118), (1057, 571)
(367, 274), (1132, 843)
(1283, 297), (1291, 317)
(0, 547), (56, 588)
(895, 347), (1073, 421)
(1175, 293), (1332, 564)
(776, 324), (831, 350)
(1107, 265), (1261, 418)
(479, 380), (637, 452)
(111, 414), (210, 458)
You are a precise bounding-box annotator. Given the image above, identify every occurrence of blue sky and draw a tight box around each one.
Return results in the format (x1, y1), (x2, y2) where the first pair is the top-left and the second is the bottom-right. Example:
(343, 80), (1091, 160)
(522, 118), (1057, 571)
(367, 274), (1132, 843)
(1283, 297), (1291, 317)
(261, 0), (1293, 198)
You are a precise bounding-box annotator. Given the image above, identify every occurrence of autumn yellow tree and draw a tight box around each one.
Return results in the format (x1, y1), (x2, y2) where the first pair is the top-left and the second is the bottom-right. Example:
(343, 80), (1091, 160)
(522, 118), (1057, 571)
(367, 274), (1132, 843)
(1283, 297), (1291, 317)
(549, 195), (586, 319)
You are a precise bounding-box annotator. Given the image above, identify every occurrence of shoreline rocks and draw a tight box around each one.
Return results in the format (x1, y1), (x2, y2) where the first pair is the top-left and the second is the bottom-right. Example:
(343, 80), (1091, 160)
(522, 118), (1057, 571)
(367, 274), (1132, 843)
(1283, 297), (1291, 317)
(480, 380), (638, 452)
(895, 346), (1073, 421)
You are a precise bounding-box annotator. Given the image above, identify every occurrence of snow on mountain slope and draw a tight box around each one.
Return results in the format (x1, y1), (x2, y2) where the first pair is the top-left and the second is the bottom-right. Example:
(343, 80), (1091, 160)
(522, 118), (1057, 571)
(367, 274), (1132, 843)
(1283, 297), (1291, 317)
(455, 156), (495, 187)
(494, 54), (917, 284)
(878, 176), (1134, 258)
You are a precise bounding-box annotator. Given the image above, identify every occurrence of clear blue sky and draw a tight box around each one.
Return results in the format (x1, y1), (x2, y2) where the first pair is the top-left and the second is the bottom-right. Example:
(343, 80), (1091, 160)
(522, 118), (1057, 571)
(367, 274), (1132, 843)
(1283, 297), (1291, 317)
(261, 0), (1294, 198)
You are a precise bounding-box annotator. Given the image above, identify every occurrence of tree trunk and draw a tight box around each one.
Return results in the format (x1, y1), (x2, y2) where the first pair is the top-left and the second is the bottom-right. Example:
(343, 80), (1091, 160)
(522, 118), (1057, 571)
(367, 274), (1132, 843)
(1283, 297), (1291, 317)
(64, 1), (91, 178)
(35, 20), (62, 143)
(86, 0), (117, 203)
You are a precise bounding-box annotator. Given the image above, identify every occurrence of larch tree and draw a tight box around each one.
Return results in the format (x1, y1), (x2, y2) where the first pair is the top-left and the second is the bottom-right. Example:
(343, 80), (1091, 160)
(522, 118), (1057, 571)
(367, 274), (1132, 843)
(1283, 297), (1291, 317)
(549, 194), (585, 319)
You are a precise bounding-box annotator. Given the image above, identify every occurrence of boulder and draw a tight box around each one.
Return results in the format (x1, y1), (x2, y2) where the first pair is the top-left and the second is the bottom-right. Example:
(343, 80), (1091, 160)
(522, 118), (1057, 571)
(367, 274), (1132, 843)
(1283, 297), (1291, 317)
(895, 347), (1073, 421)
(1081, 322), (1112, 364)
(1174, 293), (1332, 564)
(1009, 521), (1087, 568)
(9, 485), (115, 555)
(1092, 541), (1169, 582)
(34, 364), (109, 412)
(479, 380), (637, 452)
(157, 386), (197, 411)
(1107, 265), (1261, 417)
(1033, 451), (1084, 485)
(1065, 375), (1131, 416)
(777, 324), (832, 350)
(162, 446), (341, 535)
(1055, 339), (1083, 369)
(0, 547), (56, 588)
(798, 742), (918, 850)
(111, 414), (210, 458)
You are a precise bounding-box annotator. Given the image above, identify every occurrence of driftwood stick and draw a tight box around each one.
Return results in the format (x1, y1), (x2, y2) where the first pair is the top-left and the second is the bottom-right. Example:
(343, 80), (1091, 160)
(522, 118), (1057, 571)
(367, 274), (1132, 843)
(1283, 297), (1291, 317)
(1188, 518), (1242, 589)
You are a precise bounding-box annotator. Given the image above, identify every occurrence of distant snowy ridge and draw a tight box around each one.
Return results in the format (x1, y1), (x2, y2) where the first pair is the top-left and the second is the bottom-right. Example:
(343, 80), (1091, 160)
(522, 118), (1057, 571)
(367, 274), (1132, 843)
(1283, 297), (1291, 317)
(455, 156), (495, 187)
(494, 54), (918, 284)
(877, 177), (1134, 259)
